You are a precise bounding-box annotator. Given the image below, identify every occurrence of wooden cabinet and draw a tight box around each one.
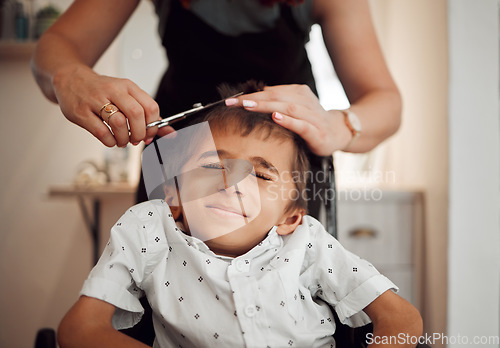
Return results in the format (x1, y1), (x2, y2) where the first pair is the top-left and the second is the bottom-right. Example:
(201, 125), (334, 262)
(337, 190), (424, 310)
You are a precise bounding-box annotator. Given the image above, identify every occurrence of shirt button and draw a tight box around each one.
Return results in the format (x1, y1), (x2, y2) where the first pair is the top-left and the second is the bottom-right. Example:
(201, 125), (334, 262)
(244, 305), (257, 317)
(235, 260), (247, 272)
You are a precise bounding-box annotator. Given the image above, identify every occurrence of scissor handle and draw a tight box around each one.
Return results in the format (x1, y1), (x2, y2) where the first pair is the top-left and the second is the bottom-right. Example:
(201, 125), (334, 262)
(146, 92), (243, 129)
(146, 119), (164, 129)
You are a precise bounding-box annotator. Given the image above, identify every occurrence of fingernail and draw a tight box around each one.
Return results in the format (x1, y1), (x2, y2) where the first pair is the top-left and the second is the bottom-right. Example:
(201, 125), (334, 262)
(225, 98), (238, 106)
(273, 112), (283, 120)
(145, 137), (154, 145)
(243, 100), (257, 108)
(132, 141), (140, 146)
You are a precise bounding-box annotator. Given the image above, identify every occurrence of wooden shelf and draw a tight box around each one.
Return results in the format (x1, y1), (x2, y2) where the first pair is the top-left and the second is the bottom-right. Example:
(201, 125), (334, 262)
(49, 183), (137, 200)
(48, 183), (137, 264)
(0, 41), (37, 60)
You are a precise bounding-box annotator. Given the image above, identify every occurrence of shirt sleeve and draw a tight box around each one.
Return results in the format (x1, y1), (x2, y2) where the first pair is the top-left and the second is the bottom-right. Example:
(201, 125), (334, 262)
(80, 201), (169, 330)
(307, 217), (399, 328)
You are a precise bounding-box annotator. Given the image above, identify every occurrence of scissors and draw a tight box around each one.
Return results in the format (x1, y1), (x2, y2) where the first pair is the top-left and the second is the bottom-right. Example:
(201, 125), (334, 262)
(146, 92), (243, 129)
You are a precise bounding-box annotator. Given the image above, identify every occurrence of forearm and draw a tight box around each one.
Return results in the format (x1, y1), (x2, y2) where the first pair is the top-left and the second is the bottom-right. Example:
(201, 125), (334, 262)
(339, 87), (402, 153)
(58, 325), (150, 348)
(31, 32), (92, 103)
(364, 292), (423, 348)
(314, 0), (403, 153)
(58, 296), (151, 348)
(31, 0), (139, 103)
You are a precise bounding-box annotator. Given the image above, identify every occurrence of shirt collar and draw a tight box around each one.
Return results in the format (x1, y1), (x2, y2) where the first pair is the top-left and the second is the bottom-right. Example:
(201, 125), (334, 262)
(174, 224), (282, 260)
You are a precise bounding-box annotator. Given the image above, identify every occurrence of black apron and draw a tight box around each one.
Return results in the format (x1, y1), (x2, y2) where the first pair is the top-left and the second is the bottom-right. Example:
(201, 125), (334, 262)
(138, 0), (337, 236)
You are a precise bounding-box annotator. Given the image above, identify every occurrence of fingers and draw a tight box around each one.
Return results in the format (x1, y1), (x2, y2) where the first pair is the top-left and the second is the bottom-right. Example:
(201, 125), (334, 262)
(105, 110), (130, 147)
(242, 84), (315, 101)
(225, 84), (322, 127)
(224, 84), (340, 156)
(128, 83), (160, 142)
(271, 111), (315, 144)
(77, 110), (117, 147)
(226, 97), (312, 120)
(54, 68), (162, 147)
(95, 99), (131, 147)
(77, 107), (174, 148)
(94, 79), (162, 146)
(243, 99), (316, 124)
(271, 111), (333, 156)
(108, 80), (161, 145)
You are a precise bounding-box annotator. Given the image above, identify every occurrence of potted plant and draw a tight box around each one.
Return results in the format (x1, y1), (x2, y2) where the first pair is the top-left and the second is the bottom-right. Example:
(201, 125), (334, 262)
(34, 4), (60, 39)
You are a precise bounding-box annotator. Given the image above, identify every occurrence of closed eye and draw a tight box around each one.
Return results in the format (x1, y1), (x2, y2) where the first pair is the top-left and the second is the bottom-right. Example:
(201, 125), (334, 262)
(251, 172), (274, 181)
(203, 163), (271, 181)
(202, 162), (223, 170)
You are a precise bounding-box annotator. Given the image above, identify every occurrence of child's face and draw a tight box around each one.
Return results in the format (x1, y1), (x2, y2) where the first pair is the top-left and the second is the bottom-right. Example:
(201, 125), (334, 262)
(168, 129), (303, 257)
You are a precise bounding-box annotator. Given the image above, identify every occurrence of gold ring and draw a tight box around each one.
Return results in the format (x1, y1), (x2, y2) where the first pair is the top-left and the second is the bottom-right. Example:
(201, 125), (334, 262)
(99, 102), (120, 123)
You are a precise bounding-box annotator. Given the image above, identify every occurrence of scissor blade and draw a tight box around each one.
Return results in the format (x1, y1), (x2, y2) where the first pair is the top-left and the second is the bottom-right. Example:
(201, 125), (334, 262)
(200, 92), (244, 110)
(146, 92), (243, 129)
(145, 108), (200, 129)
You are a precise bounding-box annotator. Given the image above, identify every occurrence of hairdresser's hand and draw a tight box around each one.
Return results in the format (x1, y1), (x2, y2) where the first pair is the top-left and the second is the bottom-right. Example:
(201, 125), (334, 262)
(52, 64), (174, 147)
(225, 84), (352, 156)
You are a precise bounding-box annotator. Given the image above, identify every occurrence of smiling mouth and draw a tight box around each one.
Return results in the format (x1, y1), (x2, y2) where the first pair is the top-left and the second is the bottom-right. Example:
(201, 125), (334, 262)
(205, 204), (248, 218)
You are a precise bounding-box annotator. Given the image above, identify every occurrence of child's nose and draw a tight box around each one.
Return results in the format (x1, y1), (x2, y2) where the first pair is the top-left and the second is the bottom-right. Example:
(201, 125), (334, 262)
(218, 182), (244, 197)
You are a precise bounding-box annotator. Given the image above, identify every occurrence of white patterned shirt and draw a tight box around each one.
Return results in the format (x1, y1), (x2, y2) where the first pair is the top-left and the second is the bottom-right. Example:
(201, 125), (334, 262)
(81, 200), (397, 348)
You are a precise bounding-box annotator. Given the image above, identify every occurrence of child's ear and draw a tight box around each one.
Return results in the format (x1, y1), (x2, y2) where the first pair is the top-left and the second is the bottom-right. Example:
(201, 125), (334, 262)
(163, 184), (182, 220)
(275, 208), (305, 236)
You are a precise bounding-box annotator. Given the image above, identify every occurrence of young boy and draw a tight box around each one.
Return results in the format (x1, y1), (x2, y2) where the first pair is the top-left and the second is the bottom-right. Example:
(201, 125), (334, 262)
(58, 84), (422, 348)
